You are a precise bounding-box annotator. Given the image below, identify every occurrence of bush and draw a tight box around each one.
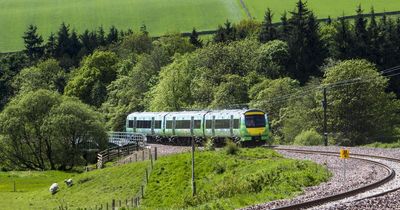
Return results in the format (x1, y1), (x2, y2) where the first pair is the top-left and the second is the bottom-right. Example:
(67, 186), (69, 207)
(293, 129), (323, 146)
(204, 138), (215, 151)
(225, 140), (239, 155)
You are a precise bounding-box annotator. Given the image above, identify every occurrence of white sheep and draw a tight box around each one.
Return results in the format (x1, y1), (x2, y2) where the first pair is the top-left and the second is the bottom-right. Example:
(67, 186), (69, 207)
(49, 183), (59, 195)
(64, 178), (73, 187)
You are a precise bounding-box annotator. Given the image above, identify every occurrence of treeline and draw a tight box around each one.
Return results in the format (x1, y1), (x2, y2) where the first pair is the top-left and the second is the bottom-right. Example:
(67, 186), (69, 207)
(1, 0), (400, 170)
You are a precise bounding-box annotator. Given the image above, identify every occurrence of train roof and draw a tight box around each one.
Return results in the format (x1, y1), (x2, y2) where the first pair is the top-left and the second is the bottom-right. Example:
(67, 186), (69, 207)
(127, 109), (265, 119)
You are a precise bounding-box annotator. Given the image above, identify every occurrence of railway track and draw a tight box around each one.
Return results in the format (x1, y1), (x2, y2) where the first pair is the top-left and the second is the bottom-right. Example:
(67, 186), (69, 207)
(268, 147), (400, 210)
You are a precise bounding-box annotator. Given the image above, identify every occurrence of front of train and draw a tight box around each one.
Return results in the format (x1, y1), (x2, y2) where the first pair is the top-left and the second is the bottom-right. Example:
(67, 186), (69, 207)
(240, 110), (270, 145)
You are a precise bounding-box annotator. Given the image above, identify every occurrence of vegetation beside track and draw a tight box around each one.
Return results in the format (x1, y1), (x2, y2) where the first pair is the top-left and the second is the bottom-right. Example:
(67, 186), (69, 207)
(141, 148), (331, 209)
(364, 141), (400, 148)
(0, 161), (148, 209)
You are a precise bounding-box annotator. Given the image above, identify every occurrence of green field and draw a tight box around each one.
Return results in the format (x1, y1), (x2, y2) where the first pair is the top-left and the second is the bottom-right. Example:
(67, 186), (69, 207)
(0, 0), (245, 52)
(1, 0), (400, 52)
(244, 0), (400, 21)
(0, 148), (330, 209)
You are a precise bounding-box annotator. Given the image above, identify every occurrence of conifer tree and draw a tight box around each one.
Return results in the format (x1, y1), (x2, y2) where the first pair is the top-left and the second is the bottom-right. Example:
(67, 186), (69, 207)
(107, 25), (119, 44)
(22, 24), (44, 60)
(69, 30), (82, 57)
(354, 5), (369, 58)
(367, 7), (380, 64)
(280, 11), (290, 40)
(140, 24), (149, 36)
(189, 28), (202, 48)
(97, 26), (106, 46)
(44, 33), (57, 58)
(334, 17), (354, 59)
(56, 22), (71, 58)
(259, 8), (277, 43)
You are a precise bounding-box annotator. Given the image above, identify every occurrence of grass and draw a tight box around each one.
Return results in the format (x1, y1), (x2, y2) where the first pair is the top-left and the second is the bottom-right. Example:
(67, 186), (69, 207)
(364, 141), (400, 148)
(0, 0), (245, 52)
(244, 0), (400, 21)
(0, 161), (149, 209)
(141, 147), (331, 209)
(3, 0), (400, 52)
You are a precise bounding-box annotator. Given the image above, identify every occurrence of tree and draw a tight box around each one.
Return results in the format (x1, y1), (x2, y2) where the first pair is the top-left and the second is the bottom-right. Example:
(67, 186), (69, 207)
(210, 74), (248, 109)
(65, 51), (119, 107)
(22, 24), (44, 60)
(255, 40), (289, 78)
(189, 28), (202, 48)
(0, 90), (107, 170)
(353, 5), (369, 58)
(56, 22), (71, 58)
(333, 17), (354, 59)
(249, 77), (300, 137)
(280, 11), (290, 40)
(259, 8), (277, 43)
(286, 0), (325, 83)
(213, 20), (236, 43)
(97, 26), (106, 46)
(367, 7), (380, 64)
(80, 30), (98, 55)
(107, 25), (119, 44)
(44, 33), (57, 58)
(322, 59), (399, 145)
(12, 59), (66, 94)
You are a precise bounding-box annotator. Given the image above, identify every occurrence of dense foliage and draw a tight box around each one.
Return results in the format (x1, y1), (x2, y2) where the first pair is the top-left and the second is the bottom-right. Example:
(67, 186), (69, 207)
(2, 1), (400, 170)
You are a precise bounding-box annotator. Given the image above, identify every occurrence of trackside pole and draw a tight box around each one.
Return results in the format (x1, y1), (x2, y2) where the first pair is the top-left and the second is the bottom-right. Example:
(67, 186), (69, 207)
(191, 136), (196, 196)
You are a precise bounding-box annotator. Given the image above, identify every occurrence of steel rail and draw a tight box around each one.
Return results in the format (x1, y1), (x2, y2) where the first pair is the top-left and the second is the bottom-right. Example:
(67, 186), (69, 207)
(269, 148), (397, 210)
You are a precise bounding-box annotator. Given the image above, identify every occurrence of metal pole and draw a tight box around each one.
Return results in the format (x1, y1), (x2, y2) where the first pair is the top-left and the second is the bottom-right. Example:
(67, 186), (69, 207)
(323, 87), (328, 146)
(191, 136), (196, 196)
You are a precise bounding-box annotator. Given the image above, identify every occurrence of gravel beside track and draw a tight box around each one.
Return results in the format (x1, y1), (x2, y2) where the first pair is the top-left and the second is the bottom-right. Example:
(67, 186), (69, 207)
(243, 148), (389, 210)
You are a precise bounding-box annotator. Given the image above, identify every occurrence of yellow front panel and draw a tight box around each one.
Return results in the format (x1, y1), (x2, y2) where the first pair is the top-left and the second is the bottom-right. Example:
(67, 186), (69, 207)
(245, 112), (265, 116)
(247, 128), (265, 136)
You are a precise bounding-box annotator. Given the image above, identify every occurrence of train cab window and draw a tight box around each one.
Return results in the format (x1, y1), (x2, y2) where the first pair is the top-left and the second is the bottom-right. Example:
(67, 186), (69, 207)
(128, 120), (134, 128)
(137, 120), (151, 128)
(233, 119), (240, 129)
(154, 120), (162, 129)
(194, 120), (201, 129)
(176, 120), (191, 129)
(206, 120), (212, 129)
(166, 121), (173, 129)
(215, 119), (230, 129)
(245, 115), (266, 128)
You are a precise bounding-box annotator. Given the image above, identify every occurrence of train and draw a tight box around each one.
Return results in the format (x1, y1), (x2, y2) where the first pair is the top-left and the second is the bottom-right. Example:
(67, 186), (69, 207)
(126, 109), (270, 145)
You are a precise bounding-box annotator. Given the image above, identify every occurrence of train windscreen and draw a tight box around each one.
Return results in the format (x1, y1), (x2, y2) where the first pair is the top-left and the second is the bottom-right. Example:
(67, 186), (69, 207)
(245, 115), (266, 128)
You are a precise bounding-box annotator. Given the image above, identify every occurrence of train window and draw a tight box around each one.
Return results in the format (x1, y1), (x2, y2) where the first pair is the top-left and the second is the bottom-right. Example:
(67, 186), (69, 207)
(154, 120), (162, 129)
(215, 119), (230, 129)
(166, 121), (173, 129)
(137, 120), (151, 129)
(128, 120), (134, 128)
(233, 119), (240, 129)
(245, 115), (266, 128)
(194, 120), (201, 129)
(176, 120), (191, 129)
(206, 120), (212, 129)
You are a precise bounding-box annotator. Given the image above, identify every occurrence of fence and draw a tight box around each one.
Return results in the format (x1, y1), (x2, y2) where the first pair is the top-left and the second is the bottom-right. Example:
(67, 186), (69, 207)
(58, 147), (158, 210)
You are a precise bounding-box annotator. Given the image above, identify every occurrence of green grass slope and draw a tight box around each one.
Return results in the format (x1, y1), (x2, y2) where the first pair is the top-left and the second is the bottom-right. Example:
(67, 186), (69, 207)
(142, 148), (331, 209)
(0, 161), (149, 209)
(0, 0), (245, 52)
(244, 0), (400, 21)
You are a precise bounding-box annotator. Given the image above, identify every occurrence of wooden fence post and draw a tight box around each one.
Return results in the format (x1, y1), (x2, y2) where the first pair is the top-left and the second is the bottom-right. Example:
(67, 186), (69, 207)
(148, 148), (151, 159)
(154, 147), (157, 160)
(106, 202), (108, 210)
(131, 197), (134, 206)
(145, 169), (148, 183)
(142, 150), (145, 161)
(107, 149), (110, 162)
(150, 153), (153, 169)
(112, 199), (115, 210)
(135, 153), (138, 162)
(118, 200), (121, 207)
(141, 186), (144, 198)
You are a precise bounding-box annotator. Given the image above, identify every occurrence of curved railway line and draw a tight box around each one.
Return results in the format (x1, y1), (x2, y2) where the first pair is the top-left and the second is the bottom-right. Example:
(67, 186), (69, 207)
(264, 147), (400, 210)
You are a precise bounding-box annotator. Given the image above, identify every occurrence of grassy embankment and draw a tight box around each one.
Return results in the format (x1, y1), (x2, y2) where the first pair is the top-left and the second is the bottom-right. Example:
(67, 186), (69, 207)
(141, 147), (331, 209)
(365, 141), (400, 148)
(0, 148), (330, 209)
(0, 161), (149, 209)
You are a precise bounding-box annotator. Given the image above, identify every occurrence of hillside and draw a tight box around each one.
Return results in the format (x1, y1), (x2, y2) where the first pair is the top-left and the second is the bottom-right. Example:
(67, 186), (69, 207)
(1, 0), (400, 52)
(0, 148), (330, 209)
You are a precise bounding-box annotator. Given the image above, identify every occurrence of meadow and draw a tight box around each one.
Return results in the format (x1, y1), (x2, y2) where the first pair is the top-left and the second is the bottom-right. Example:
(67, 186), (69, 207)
(244, 0), (400, 21)
(0, 148), (330, 209)
(0, 0), (245, 52)
(1, 0), (400, 52)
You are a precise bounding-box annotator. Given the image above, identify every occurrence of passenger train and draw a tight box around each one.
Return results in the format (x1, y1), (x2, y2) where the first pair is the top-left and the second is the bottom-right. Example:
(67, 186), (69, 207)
(126, 109), (270, 145)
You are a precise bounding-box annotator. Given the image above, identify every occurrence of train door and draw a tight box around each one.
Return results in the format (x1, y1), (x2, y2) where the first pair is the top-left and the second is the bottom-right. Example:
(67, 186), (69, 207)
(151, 117), (155, 135)
(133, 117), (137, 132)
(172, 116), (176, 136)
(230, 115), (234, 137)
(190, 116), (194, 136)
(212, 116), (215, 136)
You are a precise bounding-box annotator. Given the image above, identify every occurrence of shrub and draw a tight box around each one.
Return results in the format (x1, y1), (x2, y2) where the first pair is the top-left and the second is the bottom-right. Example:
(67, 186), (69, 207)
(204, 138), (215, 151)
(225, 140), (239, 155)
(293, 129), (323, 146)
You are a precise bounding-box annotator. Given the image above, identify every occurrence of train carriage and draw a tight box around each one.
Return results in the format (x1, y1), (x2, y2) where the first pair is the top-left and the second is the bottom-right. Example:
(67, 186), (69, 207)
(126, 109), (270, 145)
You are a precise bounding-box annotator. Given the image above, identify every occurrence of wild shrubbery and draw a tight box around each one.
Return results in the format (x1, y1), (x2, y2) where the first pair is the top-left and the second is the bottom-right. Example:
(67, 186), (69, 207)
(293, 129), (323, 146)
